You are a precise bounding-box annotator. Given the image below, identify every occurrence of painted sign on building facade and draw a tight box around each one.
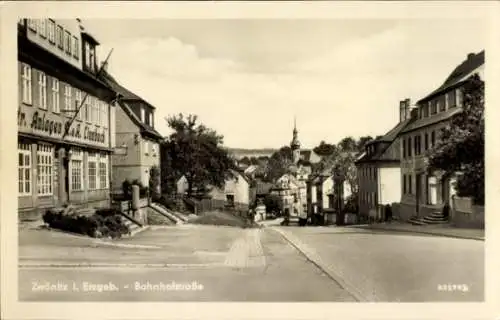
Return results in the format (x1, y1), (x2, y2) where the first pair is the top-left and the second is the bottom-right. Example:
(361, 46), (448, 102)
(18, 105), (109, 148)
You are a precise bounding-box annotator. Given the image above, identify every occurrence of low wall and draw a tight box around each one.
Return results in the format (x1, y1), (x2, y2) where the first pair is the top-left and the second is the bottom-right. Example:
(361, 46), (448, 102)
(114, 198), (149, 225)
(452, 197), (484, 228)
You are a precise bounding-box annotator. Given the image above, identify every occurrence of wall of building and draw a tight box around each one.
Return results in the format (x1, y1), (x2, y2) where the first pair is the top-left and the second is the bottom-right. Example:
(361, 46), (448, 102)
(210, 174), (250, 205)
(139, 137), (160, 186)
(451, 196), (484, 228)
(25, 19), (82, 71)
(358, 163), (378, 216)
(379, 166), (401, 205)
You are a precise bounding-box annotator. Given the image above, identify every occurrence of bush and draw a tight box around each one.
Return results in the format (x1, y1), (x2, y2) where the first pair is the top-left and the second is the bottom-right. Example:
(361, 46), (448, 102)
(157, 195), (178, 211)
(43, 208), (129, 239)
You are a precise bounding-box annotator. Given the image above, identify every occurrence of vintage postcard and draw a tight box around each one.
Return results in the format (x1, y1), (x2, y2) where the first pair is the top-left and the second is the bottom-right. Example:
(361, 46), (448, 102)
(1, 1), (499, 320)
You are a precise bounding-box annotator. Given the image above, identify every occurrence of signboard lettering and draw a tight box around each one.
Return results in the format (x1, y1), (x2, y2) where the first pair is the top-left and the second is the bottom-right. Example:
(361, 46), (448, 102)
(18, 107), (107, 146)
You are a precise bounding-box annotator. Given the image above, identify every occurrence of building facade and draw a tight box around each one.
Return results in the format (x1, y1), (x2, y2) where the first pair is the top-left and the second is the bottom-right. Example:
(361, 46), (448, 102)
(17, 19), (117, 221)
(100, 71), (163, 193)
(355, 99), (411, 221)
(398, 51), (485, 221)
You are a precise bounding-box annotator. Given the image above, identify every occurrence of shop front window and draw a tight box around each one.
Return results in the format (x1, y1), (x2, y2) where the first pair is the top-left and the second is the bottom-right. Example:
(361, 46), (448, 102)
(70, 149), (83, 191)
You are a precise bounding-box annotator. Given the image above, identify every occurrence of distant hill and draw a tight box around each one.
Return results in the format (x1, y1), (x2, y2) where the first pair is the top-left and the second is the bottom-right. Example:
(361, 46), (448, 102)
(227, 148), (277, 159)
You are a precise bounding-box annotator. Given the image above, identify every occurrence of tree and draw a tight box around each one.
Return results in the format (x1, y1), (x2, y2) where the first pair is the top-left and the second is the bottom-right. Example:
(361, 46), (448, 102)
(160, 114), (236, 198)
(240, 156), (251, 166)
(249, 157), (260, 165)
(427, 74), (484, 204)
(313, 141), (337, 157)
(264, 146), (293, 182)
(357, 136), (374, 152)
(338, 136), (357, 152)
(148, 165), (161, 201)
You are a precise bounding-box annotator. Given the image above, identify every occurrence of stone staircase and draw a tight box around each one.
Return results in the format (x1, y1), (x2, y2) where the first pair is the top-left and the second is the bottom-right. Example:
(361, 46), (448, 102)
(408, 211), (449, 226)
(150, 202), (188, 224)
(119, 213), (144, 234)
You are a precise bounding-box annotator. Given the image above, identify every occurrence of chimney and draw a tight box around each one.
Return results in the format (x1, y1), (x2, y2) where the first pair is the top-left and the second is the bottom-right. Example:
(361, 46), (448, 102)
(467, 53), (475, 60)
(399, 100), (406, 122)
(405, 98), (411, 119)
(399, 98), (411, 122)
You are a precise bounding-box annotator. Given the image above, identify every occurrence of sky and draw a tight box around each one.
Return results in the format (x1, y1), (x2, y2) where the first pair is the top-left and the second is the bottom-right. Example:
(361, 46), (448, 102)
(84, 18), (487, 149)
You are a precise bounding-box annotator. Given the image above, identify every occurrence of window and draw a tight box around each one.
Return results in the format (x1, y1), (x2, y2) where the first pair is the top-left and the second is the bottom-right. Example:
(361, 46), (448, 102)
(37, 144), (53, 196)
(84, 94), (91, 122)
(144, 141), (149, 155)
(456, 88), (462, 107)
(99, 101), (107, 126)
(149, 113), (153, 127)
(431, 131), (436, 148)
(64, 84), (72, 114)
(407, 137), (412, 157)
(38, 71), (47, 110)
(140, 107), (145, 122)
(28, 19), (37, 32)
(39, 19), (47, 38)
(424, 133), (429, 150)
(21, 63), (32, 104)
(414, 135), (418, 156)
(74, 88), (82, 120)
(56, 25), (63, 49)
(85, 43), (96, 72)
(85, 42), (91, 70)
(18, 143), (31, 196)
(88, 152), (98, 190)
(423, 102), (429, 117)
(64, 31), (71, 55)
(72, 36), (79, 60)
(70, 149), (83, 191)
(430, 100), (437, 115)
(402, 138), (406, 158)
(408, 175), (412, 194)
(449, 90), (457, 108)
(47, 19), (55, 44)
(152, 143), (157, 156)
(51, 78), (59, 113)
(95, 99), (101, 125)
(99, 154), (108, 189)
(403, 175), (407, 194)
(439, 97), (446, 112)
(444, 94), (449, 111)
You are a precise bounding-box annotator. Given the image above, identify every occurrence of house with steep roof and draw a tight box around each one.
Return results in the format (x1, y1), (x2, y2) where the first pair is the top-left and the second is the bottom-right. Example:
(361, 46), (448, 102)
(355, 99), (413, 222)
(397, 50), (484, 222)
(99, 70), (164, 194)
(176, 169), (251, 211)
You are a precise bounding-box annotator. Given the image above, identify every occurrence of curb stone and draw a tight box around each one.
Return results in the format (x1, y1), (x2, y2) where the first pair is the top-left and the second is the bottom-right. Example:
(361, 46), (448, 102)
(270, 227), (371, 302)
(348, 225), (484, 241)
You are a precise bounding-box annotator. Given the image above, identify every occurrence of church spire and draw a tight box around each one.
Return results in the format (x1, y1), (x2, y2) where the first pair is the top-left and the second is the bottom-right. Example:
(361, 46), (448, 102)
(291, 115), (300, 150)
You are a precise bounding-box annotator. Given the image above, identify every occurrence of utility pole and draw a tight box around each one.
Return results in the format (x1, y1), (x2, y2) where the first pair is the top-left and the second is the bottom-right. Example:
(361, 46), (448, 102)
(61, 48), (114, 140)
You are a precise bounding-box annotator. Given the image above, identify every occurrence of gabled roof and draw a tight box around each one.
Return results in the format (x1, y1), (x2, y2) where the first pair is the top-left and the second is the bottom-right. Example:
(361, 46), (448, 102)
(100, 70), (156, 110)
(400, 107), (461, 134)
(300, 150), (322, 164)
(99, 70), (163, 141)
(417, 50), (484, 104)
(356, 119), (411, 164)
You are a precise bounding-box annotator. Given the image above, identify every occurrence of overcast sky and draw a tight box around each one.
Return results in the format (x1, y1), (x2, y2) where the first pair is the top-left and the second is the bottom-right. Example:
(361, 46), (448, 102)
(85, 18), (487, 149)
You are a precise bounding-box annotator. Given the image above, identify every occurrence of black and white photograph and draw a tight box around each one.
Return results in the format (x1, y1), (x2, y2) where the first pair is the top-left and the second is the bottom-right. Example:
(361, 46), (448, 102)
(1, 1), (499, 319)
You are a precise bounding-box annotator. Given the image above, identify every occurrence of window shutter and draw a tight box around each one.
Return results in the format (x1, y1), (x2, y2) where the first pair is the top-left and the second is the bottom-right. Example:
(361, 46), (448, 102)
(32, 69), (40, 108)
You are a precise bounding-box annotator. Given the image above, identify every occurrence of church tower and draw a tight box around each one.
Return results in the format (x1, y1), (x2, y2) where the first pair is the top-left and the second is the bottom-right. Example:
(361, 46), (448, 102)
(290, 116), (301, 164)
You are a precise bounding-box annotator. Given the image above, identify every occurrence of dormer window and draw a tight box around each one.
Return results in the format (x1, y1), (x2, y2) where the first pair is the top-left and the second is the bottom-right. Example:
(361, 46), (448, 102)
(140, 107), (145, 122)
(149, 113), (153, 127)
(81, 31), (99, 74)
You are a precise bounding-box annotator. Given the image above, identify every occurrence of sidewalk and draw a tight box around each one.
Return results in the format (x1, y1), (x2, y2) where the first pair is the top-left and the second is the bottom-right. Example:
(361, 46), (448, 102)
(347, 221), (484, 241)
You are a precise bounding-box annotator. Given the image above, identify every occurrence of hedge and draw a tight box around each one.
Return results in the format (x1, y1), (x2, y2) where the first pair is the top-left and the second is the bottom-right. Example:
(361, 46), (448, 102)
(43, 208), (130, 239)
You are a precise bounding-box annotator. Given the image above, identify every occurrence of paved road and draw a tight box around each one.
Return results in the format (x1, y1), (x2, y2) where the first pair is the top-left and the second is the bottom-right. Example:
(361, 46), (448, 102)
(19, 224), (483, 302)
(19, 226), (355, 301)
(274, 226), (484, 302)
